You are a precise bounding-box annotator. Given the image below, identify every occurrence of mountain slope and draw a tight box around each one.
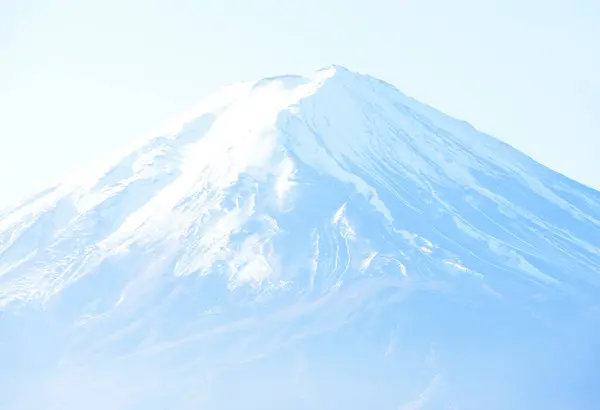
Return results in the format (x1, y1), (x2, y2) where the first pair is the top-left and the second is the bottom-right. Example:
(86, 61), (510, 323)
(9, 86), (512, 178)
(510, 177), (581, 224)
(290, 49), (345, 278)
(1, 65), (600, 409)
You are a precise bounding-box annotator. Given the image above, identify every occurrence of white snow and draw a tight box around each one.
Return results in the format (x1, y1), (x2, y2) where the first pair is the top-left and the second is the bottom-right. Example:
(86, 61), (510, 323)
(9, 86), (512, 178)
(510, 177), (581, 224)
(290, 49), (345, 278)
(1, 65), (598, 305)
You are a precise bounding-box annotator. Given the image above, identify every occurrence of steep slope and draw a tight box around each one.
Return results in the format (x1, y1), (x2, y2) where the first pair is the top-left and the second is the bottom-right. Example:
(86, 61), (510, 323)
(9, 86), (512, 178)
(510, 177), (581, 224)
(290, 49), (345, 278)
(1, 66), (600, 409)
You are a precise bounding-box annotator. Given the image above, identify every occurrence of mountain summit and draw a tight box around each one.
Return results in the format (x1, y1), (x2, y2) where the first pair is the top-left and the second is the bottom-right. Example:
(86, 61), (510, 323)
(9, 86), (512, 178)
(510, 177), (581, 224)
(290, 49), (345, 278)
(1, 66), (600, 409)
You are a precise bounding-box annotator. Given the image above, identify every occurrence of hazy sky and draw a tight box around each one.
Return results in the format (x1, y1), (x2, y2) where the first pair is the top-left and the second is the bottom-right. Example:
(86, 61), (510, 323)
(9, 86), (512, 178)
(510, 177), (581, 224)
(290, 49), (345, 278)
(1, 0), (598, 208)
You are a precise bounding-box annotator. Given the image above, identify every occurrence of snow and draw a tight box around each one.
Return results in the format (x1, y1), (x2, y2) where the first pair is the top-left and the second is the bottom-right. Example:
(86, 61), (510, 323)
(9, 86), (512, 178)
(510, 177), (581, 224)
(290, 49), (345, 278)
(1, 65), (600, 410)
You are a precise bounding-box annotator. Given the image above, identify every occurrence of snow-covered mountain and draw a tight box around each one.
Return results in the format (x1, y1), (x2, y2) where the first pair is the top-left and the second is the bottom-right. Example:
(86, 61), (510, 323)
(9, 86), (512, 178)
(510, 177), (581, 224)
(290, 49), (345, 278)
(1, 65), (600, 409)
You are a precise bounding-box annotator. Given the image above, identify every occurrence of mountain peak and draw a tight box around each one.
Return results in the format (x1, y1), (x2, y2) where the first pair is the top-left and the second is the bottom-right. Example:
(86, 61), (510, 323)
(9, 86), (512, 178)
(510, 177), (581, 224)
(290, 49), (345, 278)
(249, 64), (361, 99)
(316, 63), (352, 75)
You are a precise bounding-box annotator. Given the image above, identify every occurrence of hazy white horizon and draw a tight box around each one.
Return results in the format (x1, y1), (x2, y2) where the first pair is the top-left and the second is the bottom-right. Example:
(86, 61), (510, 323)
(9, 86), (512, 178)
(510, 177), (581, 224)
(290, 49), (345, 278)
(1, 0), (599, 208)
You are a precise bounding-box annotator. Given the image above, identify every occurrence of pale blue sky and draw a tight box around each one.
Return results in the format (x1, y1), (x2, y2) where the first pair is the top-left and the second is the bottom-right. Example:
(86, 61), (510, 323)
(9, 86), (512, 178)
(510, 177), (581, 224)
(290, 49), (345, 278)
(1, 0), (598, 208)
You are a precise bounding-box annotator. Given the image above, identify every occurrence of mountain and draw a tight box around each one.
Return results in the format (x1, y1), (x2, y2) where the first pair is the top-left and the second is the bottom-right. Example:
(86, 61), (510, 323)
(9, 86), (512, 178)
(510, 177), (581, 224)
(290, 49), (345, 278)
(1, 65), (600, 409)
